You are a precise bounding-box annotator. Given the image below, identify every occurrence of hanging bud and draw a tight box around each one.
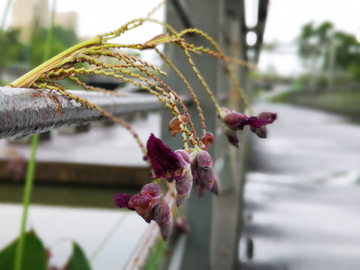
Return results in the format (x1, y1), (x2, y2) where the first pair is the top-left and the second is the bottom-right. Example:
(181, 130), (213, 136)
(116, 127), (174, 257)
(196, 150), (214, 190)
(200, 132), (214, 150)
(115, 183), (161, 217)
(128, 183), (162, 215)
(168, 115), (187, 137)
(219, 107), (276, 145)
(175, 150), (193, 207)
(250, 125), (267, 138)
(211, 171), (220, 195)
(154, 197), (172, 240)
(224, 125), (239, 147)
(220, 108), (245, 128)
(250, 112), (277, 139)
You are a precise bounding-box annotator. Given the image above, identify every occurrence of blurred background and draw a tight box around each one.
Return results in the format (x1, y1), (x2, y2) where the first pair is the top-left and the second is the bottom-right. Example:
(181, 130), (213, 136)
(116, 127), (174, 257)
(1, 0), (360, 269)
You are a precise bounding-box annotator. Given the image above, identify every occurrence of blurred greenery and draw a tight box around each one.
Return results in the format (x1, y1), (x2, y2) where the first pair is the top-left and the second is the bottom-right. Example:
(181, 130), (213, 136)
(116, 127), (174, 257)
(297, 21), (360, 81)
(0, 23), (78, 69)
(0, 28), (24, 67)
(30, 22), (78, 68)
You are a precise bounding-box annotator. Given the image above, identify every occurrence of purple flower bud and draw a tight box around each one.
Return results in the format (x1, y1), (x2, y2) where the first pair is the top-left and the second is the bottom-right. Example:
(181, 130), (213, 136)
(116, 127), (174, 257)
(238, 116), (267, 130)
(220, 108), (245, 128)
(220, 107), (277, 145)
(224, 125), (239, 147)
(250, 112), (277, 138)
(175, 168), (193, 206)
(258, 112), (277, 124)
(196, 150), (214, 190)
(210, 171), (220, 195)
(154, 197), (172, 240)
(250, 125), (267, 138)
(128, 183), (161, 215)
(114, 193), (134, 210)
(115, 183), (161, 216)
(146, 134), (183, 182)
(175, 150), (193, 207)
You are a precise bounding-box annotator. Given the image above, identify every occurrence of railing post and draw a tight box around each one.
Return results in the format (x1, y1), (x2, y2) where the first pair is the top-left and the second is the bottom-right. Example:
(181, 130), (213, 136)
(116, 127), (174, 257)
(162, 1), (249, 269)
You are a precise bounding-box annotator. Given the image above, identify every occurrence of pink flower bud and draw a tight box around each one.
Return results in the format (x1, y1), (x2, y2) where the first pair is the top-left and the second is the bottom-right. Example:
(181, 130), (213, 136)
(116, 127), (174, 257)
(174, 150), (193, 206)
(211, 171), (220, 195)
(154, 197), (172, 240)
(128, 183), (162, 215)
(200, 132), (214, 150)
(221, 109), (245, 128)
(250, 112), (277, 138)
(250, 125), (267, 138)
(196, 150), (214, 190)
(115, 183), (161, 216)
(224, 125), (239, 147)
(258, 112), (277, 124)
(175, 168), (193, 206)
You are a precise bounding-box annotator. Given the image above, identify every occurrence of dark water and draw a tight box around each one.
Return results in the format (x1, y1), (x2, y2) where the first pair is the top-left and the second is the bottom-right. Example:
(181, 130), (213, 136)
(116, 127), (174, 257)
(240, 103), (360, 270)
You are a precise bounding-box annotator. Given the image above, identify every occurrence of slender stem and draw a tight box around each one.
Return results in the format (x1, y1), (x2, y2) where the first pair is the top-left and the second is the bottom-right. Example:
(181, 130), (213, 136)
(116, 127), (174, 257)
(43, 0), (57, 62)
(7, 35), (101, 88)
(14, 3), (57, 268)
(14, 133), (39, 270)
(155, 48), (207, 134)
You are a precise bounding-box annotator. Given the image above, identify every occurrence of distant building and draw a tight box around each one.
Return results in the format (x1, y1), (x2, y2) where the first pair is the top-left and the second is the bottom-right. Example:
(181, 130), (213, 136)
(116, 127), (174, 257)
(11, 0), (78, 43)
(54, 12), (78, 33)
(11, 0), (50, 43)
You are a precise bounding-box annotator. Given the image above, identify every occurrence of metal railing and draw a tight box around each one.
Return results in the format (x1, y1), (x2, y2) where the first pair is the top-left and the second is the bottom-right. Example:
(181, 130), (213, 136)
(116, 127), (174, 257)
(0, 86), (190, 139)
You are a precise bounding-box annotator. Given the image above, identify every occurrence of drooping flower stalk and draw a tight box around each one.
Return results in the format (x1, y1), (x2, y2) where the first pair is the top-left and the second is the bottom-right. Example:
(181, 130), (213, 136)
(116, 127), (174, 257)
(32, 82), (147, 155)
(155, 48), (207, 135)
(64, 54), (197, 148)
(177, 28), (253, 114)
(67, 76), (127, 97)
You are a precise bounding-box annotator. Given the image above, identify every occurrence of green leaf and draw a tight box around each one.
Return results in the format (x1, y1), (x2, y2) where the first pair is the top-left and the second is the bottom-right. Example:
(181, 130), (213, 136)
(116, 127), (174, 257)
(0, 231), (46, 270)
(66, 242), (92, 270)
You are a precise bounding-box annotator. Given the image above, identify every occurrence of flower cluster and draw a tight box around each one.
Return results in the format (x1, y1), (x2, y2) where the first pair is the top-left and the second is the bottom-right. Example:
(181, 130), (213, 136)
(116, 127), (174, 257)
(114, 133), (220, 240)
(115, 183), (172, 240)
(115, 105), (277, 241)
(146, 134), (218, 204)
(219, 108), (277, 146)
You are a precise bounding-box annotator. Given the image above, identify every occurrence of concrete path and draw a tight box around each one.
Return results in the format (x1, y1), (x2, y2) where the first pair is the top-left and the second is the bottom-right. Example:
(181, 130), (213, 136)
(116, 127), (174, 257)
(240, 103), (360, 270)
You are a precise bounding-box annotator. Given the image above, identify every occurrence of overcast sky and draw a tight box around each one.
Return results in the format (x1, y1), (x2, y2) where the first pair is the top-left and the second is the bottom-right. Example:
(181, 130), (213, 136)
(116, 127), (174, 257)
(2, 0), (360, 75)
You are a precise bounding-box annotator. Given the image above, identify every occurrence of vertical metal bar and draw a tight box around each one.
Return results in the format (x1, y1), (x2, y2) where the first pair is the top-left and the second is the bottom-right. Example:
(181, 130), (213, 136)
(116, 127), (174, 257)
(163, 0), (254, 269)
(163, 0), (236, 269)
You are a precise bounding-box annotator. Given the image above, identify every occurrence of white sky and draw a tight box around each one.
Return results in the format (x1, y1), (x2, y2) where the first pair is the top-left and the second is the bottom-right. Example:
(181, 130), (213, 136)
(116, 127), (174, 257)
(263, 0), (360, 44)
(1, 0), (360, 75)
(258, 0), (360, 75)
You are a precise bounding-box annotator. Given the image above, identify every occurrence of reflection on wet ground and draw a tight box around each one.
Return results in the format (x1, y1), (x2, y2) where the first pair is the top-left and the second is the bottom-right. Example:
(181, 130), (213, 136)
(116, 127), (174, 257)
(240, 103), (360, 270)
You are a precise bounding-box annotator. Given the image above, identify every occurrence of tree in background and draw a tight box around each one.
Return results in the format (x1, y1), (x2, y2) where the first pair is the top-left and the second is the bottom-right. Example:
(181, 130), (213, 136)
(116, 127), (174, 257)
(333, 31), (360, 80)
(298, 21), (360, 82)
(29, 21), (78, 68)
(0, 28), (24, 67)
(0, 24), (78, 69)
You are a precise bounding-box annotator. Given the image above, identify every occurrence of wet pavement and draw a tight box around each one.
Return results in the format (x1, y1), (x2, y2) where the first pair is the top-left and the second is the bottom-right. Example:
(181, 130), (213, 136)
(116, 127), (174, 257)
(240, 103), (360, 270)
